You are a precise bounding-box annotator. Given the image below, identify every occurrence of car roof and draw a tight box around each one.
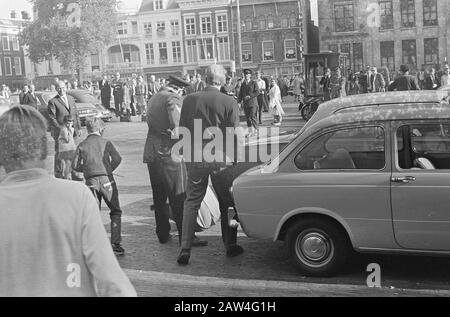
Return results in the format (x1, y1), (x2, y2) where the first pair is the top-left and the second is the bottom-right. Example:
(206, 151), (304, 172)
(66, 89), (93, 97)
(302, 91), (450, 134)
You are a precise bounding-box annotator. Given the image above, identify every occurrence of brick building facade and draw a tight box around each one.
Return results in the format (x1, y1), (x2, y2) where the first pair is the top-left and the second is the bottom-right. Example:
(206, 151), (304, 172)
(231, 0), (310, 77)
(318, 0), (448, 75)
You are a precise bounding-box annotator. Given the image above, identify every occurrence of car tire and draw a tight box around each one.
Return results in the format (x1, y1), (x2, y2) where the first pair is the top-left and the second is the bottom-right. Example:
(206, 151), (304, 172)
(287, 218), (350, 277)
(300, 103), (315, 122)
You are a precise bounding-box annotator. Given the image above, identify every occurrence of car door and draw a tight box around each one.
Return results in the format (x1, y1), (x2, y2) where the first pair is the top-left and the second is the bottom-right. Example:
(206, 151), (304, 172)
(391, 121), (450, 251)
(287, 124), (394, 249)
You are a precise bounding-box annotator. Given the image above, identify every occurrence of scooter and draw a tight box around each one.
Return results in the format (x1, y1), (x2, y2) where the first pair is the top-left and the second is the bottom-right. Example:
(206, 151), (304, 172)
(299, 96), (323, 122)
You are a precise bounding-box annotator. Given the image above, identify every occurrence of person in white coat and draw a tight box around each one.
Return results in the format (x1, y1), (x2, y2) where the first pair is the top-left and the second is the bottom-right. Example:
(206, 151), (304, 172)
(269, 78), (285, 126)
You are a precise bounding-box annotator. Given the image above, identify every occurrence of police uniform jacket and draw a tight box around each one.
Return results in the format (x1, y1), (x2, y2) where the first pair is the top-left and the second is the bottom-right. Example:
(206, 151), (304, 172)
(143, 88), (182, 164)
(238, 79), (259, 109)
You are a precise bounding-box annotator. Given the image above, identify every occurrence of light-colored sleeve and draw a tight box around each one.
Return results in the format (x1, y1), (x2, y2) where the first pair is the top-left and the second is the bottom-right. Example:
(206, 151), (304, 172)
(81, 187), (137, 297)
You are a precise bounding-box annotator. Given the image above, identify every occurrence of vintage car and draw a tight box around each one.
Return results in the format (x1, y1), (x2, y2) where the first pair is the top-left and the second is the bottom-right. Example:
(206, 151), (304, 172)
(67, 90), (113, 122)
(35, 91), (100, 126)
(232, 90), (450, 277)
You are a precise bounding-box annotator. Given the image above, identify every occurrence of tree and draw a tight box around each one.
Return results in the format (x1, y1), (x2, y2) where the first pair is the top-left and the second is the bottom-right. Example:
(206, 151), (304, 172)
(21, 0), (119, 81)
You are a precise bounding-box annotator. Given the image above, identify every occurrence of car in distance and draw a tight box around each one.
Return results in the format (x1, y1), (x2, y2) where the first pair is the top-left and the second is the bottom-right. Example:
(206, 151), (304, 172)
(67, 89), (113, 122)
(232, 90), (450, 277)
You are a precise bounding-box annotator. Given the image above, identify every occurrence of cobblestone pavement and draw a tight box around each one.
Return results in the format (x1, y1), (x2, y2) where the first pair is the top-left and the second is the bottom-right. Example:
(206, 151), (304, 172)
(3, 101), (450, 296)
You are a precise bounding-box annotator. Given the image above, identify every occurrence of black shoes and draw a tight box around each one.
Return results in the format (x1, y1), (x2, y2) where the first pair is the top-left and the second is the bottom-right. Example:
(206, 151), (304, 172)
(226, 245), (244, 258)
(112, 244), (125, 256)
(177, 249), (191, 265)
(192, 236), (208, 247)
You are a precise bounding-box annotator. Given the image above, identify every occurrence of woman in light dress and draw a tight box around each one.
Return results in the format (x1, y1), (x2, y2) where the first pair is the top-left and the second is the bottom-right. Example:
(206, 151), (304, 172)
(269, 78), (285, 126)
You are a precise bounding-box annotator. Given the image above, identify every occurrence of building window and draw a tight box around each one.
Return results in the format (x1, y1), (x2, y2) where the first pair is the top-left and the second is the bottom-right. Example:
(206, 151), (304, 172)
(170, 21), (180, 36)
(423, 0), (438, 27)
(91, 53), (100, 72)
(289, 13), (297, 27)
(242, 43), (252, 62)
(328, 44), (338, 53)
(217, 14), (228, 33)
(172, 41), (182, 63)
(353, 43), (363, 72)
(245, 17), (252, 31)
(154, 0), (163, 10)
(340, 43), (351, 68)
(424, 38), (439, 67)
(217, 37), (229, 61)
(13, 57), (22, 75)
(334, 3), (354, 32)
(380, 41), (395, 72)
(186, 39), (197, 63)
(11, 36), (19, 51)
(157, 22), (166, 37)
(267, 14), (274, 29)
(259, 16), (266, 30)
(145, 43), (155, 64)
(285, 39), (296, 60)
(401, 0), (416, 28)
(185, 17), (196, 35)
(281, 16), (288, 28)
(2, 36), (10, 50)
(159, 42), (168, 64)
(108, 44), (140, 64)
(117, 22), (127, 35)
(199, 38), (214, 60)
(262, 41), (274, 61)
(380, 0), (394, 30)
(3, 57), (11, 75)
(144, 23), (152, 36)
(131, 21), (138, 34)
(402, 39), (417, 69)
(201, 16), (212, 34)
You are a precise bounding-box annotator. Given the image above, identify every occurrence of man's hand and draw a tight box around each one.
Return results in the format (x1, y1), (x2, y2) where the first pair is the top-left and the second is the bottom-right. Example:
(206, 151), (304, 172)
(244, 96), (251, 101)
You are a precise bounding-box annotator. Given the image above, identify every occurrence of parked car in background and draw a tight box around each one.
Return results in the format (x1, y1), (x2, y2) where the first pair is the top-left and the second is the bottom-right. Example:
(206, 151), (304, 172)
(67, 89), (113, 122)
(35, 91), (98, 126)
(232, 90), (450, 277)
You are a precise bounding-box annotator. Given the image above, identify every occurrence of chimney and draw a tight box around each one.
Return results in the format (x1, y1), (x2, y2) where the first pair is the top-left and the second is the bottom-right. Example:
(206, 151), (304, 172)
(10, 11), (17, 19)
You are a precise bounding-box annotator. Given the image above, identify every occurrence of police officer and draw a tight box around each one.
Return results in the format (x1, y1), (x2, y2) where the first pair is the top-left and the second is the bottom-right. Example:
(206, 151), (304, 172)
(143, 76), (208, 247)
(238, 69), (259, 137)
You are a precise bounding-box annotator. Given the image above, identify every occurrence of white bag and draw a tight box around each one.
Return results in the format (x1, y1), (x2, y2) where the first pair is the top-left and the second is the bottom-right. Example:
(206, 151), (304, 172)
(197, 185), (221, 230)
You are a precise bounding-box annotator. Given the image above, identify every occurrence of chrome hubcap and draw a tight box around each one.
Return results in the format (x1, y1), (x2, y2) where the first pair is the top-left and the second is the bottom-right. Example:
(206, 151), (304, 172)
(296, 231), (334, 267)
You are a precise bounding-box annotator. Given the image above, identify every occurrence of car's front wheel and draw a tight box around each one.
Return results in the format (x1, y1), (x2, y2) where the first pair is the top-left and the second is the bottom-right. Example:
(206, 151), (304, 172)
(287, 218), (350, 277)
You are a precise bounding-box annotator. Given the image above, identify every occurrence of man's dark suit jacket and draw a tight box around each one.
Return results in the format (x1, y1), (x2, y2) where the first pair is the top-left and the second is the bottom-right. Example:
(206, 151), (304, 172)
(99, 80), (111, 99)
(48, 94), (81, 140)
(21, 92), (38, 108)
(238, 79), (259, 109)
(389, 74), (420, 91)
(180, 86), (240, 164)
(424, 74), (438, 90)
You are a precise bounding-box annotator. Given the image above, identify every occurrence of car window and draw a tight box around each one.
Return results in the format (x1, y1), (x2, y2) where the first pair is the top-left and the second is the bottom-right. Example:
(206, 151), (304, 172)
(295, 126), (385, 170)
(397, 124), (450, 170)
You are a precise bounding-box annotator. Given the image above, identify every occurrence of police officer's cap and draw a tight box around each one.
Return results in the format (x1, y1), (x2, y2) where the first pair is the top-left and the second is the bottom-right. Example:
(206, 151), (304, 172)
(167, 76), (190, 89)
(243, 69), (253, 75)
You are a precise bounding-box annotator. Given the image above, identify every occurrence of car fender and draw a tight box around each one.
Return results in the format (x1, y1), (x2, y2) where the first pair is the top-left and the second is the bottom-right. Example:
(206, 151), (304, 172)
(274, 207), (355, 245)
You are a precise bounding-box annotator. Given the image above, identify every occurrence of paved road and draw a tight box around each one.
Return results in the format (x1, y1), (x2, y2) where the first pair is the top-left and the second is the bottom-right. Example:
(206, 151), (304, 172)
(2, 101), (450, 297)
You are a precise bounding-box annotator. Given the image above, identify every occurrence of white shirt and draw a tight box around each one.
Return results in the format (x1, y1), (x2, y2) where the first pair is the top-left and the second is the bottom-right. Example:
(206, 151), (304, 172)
(441, 74), (450, 87)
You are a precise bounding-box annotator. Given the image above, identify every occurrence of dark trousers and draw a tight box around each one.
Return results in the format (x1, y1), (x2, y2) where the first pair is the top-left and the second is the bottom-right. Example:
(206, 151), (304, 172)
(101, 96), (111, 109)
(54, 140), (63, 179)
(147, 158), (186, 243)
(244, 105), (258, 129)
(181, 164), (238, 251)
(113, 94), (123, 114)
(86, 175), (122, 245)
(257, 94), (268, 124)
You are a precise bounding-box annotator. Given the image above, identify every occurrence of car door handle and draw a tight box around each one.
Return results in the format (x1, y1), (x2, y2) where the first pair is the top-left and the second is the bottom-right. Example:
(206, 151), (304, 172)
(391, 176), (416, 183)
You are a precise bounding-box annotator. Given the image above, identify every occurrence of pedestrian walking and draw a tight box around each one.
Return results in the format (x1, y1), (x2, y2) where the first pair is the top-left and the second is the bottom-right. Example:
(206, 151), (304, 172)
(238, 69), (260, 137)
(135, 76), (148, 116)
(143, 75), (208, 247)
(424, 68), (438, 90)
(255, 71), (268, 125)
(389, 65), (420, 91)
(220, 76), (236, 99)
(194, 74), (206, 92)
(0, 106), (136, 297)
(73, 117), (126, 256)
(320, 68), (332, 101)
(368, 67), (386, 93)
(269, 78), (285, 126)
(111, 73), (124, 116)
(177, 64), (245, 266)
(48, 81), (81, 179)
(359, 65), (371, 94)
(347, 72), (360, 95)
(147, 75), (160, 100)
(330, 67), (346, 99)
(99, 74), (112, 110)
(417, 65), (426, 90)
(58, 115), (76, 180)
